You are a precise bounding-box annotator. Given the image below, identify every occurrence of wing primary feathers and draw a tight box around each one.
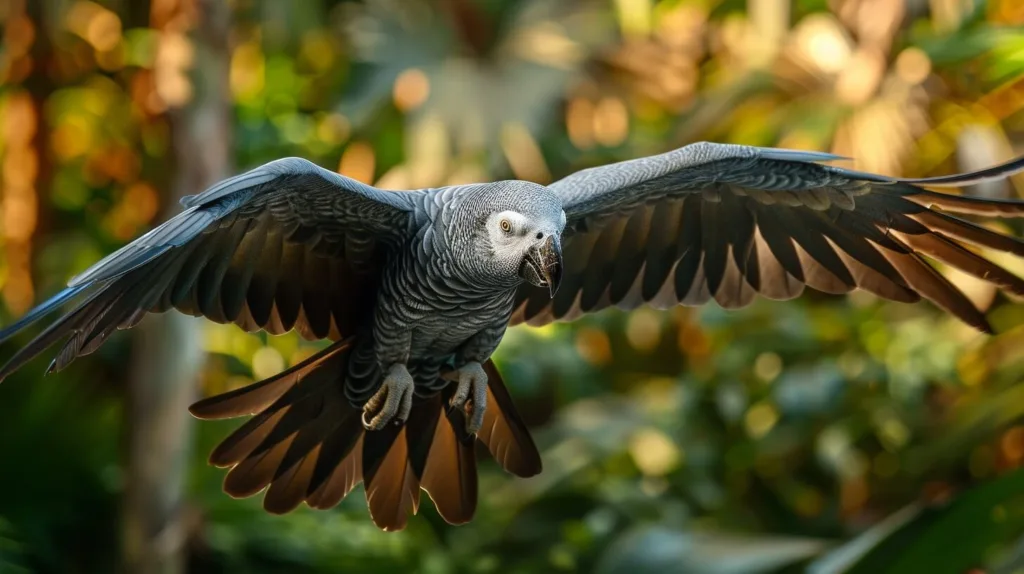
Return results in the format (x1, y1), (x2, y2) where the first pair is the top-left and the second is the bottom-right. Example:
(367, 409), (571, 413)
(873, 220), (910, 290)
(774, 209), (856, 288)
(0, 243), (173, 355)
(56, 248), (197, 372)
(895, 231), (1024, 296)
(898, 155), (1024, 188)
(223, 434), (298, 498)
(907, 189), (1024, 216)
(910, 210), (1024, 255)
(799, 209), (906, 283)
(0, 285), (115, 382)
(68, 240), (178, 288)
(0, 283), (90, 347)
(881, 246), (992, 332)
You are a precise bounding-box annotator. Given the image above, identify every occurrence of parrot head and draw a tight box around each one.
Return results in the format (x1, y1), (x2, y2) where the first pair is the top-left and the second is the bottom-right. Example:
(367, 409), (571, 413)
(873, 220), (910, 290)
(454, 181), (565, 297)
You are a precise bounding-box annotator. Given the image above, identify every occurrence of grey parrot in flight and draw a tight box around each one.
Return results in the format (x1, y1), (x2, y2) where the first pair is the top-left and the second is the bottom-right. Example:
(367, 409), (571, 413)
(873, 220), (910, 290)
(2, 141), (1024, 530)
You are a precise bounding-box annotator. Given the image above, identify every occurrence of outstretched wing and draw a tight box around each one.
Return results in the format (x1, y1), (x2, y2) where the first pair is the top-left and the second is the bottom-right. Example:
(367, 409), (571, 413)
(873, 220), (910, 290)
(511, 142), (1024, 332)
(0, 157), (424, 380)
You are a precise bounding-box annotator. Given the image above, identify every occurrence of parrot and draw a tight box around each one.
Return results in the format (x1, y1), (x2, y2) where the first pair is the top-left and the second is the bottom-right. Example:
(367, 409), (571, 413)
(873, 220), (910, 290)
(2, 141), (1024, 530)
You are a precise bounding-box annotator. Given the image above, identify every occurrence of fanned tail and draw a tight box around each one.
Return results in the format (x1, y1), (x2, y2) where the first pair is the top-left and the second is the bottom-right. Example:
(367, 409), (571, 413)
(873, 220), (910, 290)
(190, 347), (540, 531)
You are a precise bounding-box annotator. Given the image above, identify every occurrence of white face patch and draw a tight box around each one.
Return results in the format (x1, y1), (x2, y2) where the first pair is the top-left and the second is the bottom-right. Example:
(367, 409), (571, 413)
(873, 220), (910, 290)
(485, 210), (535, 261)
(490, 211), (530, 238)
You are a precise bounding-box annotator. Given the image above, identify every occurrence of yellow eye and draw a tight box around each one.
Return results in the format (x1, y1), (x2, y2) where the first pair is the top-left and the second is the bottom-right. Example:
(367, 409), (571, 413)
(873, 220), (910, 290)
(500, 219), (512, 233)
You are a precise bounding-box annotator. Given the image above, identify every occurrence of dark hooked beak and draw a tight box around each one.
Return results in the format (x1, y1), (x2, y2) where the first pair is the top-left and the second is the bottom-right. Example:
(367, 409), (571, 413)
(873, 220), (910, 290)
(520, 235), (563, 298)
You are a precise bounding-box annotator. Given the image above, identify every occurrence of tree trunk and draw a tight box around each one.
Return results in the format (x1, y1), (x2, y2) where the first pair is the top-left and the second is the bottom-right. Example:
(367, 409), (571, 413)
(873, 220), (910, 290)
(120, 1), (232, 573)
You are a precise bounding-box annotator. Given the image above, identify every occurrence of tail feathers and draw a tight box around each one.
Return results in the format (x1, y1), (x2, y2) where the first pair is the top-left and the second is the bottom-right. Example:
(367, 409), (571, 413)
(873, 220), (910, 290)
(189, 337), (353, 421)
(363, 421), (424, 530)
(306, 434), (363, 510)
(190, 356), (539, 530)
(479, 360), (542, 478)
(420, 386), (478, 526)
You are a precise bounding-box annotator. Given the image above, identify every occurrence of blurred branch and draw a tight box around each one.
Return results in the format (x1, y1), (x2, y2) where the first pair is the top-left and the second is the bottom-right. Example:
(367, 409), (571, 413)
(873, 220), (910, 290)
(120, 0), (232, 573)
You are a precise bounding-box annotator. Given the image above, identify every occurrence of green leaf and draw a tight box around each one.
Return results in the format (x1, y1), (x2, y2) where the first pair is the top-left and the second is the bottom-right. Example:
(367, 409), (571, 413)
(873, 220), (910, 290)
(841, 468), (1024, 573)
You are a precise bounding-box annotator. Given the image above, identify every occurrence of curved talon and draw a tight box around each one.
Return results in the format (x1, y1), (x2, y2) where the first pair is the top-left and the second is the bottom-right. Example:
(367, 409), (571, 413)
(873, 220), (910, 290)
(362, 363), (414, 431)
(449, 361), (488, 435)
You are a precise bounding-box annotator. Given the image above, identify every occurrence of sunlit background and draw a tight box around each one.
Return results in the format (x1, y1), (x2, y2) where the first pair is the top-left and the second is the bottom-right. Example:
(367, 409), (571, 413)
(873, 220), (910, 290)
(0, 0), (1023, 572)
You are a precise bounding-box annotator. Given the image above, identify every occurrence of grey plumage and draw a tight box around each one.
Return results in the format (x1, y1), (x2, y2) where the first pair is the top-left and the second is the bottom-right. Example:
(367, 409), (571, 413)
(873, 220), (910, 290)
(3, 142), (1024, 530)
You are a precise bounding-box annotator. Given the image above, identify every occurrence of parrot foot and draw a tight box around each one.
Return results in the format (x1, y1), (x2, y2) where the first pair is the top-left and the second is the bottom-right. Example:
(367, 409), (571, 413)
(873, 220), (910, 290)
(448, 361), (488, 435)
(362, 363), (415, 430)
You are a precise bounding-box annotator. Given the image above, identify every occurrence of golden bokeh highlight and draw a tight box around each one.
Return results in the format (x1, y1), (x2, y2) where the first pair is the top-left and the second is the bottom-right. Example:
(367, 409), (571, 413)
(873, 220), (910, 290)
(593, 97), (630, 147)
(566, 97), (596, 149)
(625, 308), (662, 352)
(338, 141), (376, 184)
(230, 41), (266, 101)
(744, 401), (780, 439)
(0, 92), (38, 314)
(66, 1), (122, 52)
(753, 352), (782, 383)
(575, 327), (612, 366)
(629, 427), (681, 477)
(501, 122), (551, 184)
(393, 68), (431, 113)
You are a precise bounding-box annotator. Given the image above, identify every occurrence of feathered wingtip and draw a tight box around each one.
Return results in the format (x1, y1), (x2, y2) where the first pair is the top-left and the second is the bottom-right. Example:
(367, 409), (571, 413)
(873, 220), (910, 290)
(0, 283), (96, 383)
(816, 154), (1024, 216)
(900, 155), (1024, 187)
(0, 284), (89, 348)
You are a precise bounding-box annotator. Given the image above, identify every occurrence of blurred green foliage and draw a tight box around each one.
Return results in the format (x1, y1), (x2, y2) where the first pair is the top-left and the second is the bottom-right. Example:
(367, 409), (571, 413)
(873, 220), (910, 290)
(1, 0), (1024, 572)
